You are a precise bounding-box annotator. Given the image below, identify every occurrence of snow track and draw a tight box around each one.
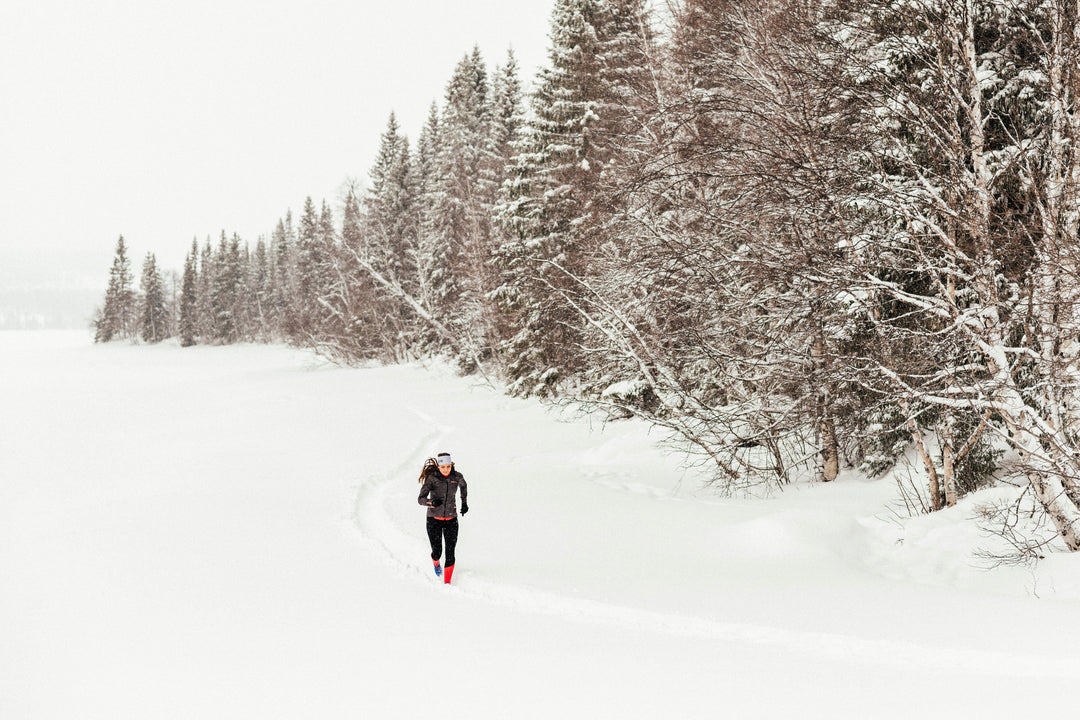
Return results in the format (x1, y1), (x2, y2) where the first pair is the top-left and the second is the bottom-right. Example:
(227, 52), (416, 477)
(350, 412), (443, 581)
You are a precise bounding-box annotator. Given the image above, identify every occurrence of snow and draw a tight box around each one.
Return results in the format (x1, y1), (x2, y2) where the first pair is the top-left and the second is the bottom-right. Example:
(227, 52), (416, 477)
(2, 331), (1079, 719)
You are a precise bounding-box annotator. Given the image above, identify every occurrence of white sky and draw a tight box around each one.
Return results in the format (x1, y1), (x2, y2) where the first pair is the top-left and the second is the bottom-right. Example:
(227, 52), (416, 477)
(0, 0), (554, 288)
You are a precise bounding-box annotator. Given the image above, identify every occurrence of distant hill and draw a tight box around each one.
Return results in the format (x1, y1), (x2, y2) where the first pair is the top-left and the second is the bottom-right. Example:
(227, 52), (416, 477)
(0, 248), (106, 330)
(0, 287), (101, 330)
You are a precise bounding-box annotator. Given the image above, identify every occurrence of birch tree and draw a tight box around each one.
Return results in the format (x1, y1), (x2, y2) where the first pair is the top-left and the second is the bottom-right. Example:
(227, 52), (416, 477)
(833, 0), (1080, 545)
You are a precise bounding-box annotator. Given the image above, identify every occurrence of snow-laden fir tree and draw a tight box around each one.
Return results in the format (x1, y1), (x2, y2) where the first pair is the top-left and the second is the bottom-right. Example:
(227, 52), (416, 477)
(178, 239), (199, 347)
(248, 237), (272, 341)
(428, 47), (503, 364)
(293, 197), (337, 339)
(315, 200), (337, 329)
(494, 0), (656, 396)
(361, 112), (420, 356)
(195, 238), (216, 341)
(139, 252), (169, 343)
(94, 235), (137, 343)
(537, 0), (862, 490)
(316, 182), (385, 362)
(490, 50), (525, 173)
(211, 232), (243, 344)
(482, 50), (527, 360)
(415, 101), (448, 326)
(270, 212), (299, 340)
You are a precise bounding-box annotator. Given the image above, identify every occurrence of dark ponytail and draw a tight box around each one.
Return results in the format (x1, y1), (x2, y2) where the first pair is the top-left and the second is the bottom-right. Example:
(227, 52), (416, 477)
(418, 457), (437, 484)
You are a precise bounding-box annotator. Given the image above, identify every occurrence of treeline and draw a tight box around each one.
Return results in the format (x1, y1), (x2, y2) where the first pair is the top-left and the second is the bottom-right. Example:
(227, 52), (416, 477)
(95, 0), (1080, 550)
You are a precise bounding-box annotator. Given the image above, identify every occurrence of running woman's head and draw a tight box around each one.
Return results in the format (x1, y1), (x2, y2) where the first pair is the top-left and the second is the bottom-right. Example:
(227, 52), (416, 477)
(437, 452), (453, 476)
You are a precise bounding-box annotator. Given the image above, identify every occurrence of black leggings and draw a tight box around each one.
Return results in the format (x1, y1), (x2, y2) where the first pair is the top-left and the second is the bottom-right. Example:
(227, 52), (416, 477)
(426, 517), (459, 567)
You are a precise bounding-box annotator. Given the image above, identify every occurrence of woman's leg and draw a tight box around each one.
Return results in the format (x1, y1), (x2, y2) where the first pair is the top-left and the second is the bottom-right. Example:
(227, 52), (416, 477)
(443, 519), (459, 567)
(426, 517), (443, 562)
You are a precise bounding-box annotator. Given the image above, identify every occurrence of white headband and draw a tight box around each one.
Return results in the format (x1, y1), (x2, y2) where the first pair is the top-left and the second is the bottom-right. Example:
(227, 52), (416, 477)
(437, 454), (452, 465)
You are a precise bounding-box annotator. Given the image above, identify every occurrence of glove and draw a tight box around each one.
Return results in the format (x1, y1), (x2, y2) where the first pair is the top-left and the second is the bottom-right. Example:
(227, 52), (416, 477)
(461, 503), (469, 515)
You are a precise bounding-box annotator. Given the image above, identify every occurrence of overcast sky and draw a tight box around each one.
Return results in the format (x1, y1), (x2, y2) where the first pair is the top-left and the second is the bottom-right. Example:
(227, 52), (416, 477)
(0, 0), (554, 290)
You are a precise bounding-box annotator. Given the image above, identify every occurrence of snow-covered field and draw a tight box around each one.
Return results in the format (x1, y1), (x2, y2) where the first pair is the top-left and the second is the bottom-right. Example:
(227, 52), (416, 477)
(2, 331), (1078, 719)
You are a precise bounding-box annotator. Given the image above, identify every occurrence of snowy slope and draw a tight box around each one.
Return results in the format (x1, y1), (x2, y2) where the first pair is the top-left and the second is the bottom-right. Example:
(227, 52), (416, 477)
(2, 332), (1078, 720)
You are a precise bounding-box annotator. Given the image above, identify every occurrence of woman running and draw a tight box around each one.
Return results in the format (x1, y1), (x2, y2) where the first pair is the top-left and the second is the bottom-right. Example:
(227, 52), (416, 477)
(417, 452), (468, 584)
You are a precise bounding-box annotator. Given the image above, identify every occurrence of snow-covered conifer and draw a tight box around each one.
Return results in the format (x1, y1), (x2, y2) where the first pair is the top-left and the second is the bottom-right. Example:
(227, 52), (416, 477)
(139, 252), (169, 343)
(94, 235), (137, 343)
(178, 239), (199, 347)
(494, 0), (655, 395)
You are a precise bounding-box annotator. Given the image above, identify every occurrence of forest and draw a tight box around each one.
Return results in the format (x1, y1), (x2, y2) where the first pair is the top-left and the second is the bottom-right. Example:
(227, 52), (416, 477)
(93, 0), (1080, 551)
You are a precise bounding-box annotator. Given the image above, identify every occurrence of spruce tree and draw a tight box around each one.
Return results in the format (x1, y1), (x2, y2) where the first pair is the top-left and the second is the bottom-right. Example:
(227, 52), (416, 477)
(94, 235), (136, 343)
(250, 238), (272, 341)
(195, 238), (216, 341)
(317, 182), (386, 361)
(415, 101), (447, 320)
(139, 252), (169, 343)
(361, 112), (420, 354)
(426, 47), (513, 366)
(272, 211), (301, 339)
(486, 49), (527, 354)
(211, 232), (243, 343)
(295, 196), (322, 336)
(315, 199), (337, 327)
(235, 239), (254, 342)
(341, 184), (365, 255)
(494, 0), (655, 395)
(432, 49), (493, 304)
(364, 113), (418, 291)
(491, 50), (525, 175)
(178, 239), (199, 347)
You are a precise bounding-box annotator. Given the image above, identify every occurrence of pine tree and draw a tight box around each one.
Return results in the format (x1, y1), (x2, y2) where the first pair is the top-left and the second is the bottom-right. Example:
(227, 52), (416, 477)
(94, 235), (136, 343)
(315, 199), (337, 331)
(486, 49), (527, 354)
(415, 101), (448, 320)
(295, 196), (322, 336)
(195, 237), (216, 341)
(270, 212), (299, 340)
(491, 50), (525, 176)
(429, 47), (501, 362)
(211, 231), (243, 343)
(317, 182), (387, 362)
(235, 239), (255, 342)
(361, 112), (420, 354)
(365, 113), (418, 289)
(342, 183), (365, 256)
(494, 0), (655, 395)
(250, 237), (272, 341)
(139, 252), (169, 343)
(178, 240), (199, 347)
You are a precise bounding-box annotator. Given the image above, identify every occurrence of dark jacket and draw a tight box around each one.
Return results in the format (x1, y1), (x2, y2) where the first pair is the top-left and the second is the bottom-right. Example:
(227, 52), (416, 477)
(418, 468), (468, 519)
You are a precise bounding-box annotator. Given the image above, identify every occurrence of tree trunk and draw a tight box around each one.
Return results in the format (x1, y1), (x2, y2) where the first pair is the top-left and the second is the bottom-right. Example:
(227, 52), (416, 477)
(982, 341), (1080, 551)
(820, 417), (839, 482)
(940, 417), (957, 508)
(813, 335), (838, 482)
(903, 401), (942, 512)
